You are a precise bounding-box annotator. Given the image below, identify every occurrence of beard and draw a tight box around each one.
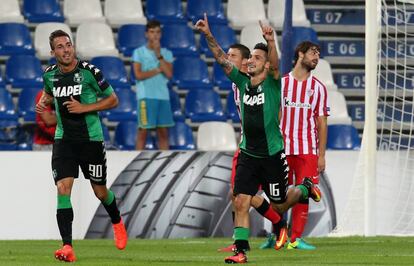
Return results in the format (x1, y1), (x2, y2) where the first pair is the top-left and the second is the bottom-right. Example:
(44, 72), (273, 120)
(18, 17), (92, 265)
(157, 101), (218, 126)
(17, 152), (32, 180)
(301, 60), (317, 71)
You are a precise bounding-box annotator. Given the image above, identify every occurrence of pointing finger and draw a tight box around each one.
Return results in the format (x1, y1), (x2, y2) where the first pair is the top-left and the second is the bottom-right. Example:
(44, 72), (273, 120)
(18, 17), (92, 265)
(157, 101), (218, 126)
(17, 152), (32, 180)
(204, 12), (208, 22)
(259, 20), (264, 29)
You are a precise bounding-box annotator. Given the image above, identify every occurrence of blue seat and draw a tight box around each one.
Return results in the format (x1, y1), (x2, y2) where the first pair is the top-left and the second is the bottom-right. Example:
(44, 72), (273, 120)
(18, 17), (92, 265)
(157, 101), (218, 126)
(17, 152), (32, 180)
(161, 24), (198, 57)
(226, 90), (240, 123)
(90, 56), (130, 89)
(0, 88), (17, 120)
(0, 120), (18, 150)
(187, 0), (227, 25)
(292, 27), (319, 52)
(6, 55), (43, 89)
(327, 124), (361, 150)
(117, 24), (146, 57)
(213, 62), (232, 90)
(18, 87), (40, 122)
(105, 89), (137, 121)
(23, 0), (64, 22)
(146, 0), (185, 24)
(114, 121), (156, 150)
(173, 57), (212, 89)
(200, 25), (236, 58)
(169, 89), (185, 121)
(185, 89), (226, 122)
(168, 121), (195, 150)
(0, 23), (34, 55)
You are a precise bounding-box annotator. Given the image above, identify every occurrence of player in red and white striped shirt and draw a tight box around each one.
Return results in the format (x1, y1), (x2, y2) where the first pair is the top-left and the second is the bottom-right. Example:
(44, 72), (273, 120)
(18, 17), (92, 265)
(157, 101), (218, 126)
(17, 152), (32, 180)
(280, 41), (329, 250)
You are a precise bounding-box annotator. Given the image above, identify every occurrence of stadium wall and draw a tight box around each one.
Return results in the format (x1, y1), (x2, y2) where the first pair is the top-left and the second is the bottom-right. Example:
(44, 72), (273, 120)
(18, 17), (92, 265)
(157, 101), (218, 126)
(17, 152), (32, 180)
(0, 151), (358, 240)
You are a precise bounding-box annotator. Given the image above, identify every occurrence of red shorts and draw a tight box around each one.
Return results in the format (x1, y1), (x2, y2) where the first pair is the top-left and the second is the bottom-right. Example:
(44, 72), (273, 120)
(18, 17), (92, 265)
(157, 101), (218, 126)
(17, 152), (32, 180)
(230, 149), (262, 191)
(287, 154), (319, 185)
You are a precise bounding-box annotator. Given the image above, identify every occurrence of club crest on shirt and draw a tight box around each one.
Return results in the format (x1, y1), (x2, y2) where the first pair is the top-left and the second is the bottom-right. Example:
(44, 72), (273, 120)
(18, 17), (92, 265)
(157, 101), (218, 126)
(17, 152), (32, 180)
(73, 72), (84, 84)
(307, 89), (314, 96)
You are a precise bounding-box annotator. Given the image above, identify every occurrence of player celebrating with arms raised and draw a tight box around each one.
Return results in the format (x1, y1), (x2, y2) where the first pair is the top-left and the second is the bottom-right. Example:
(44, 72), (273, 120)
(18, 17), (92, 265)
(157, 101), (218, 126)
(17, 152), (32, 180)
(36, 30), (127, 262)
(195, 14), (321, 263)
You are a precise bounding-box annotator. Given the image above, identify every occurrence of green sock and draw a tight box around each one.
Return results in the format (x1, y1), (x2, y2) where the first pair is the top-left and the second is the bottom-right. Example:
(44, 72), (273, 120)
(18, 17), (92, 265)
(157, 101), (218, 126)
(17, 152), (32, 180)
(57, 194), (72, 209)
(234, 227), (249, 241)
(297, 185), (309, 201)
(103, 190), (115, 205)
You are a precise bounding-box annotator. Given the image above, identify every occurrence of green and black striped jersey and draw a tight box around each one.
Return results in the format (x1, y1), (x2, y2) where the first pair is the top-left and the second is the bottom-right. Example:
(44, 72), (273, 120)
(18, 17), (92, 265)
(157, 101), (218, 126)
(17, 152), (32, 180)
(43, 60), (114, 142)
(229, 66), (284, 158)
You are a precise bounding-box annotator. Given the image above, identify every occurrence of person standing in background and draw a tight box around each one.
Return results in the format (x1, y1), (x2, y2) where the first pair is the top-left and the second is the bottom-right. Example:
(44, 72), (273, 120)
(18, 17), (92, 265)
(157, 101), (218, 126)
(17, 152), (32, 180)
(132, 20), (174, 150)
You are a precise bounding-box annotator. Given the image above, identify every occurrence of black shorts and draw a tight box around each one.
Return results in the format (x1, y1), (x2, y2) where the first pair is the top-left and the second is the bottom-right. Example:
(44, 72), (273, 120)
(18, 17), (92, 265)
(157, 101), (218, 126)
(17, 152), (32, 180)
(52, 140), (107, 185)
(233, 150), (289, 203)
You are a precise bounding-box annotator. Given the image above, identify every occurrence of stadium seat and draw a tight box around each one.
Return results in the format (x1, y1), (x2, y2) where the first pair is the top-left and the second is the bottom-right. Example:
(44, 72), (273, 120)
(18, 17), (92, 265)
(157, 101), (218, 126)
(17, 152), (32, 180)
(292, 27), (319, 49)
(185, 89), (226, 122)
(104, 89), (137, 121)
(0, 23), (34, 56)
(76, 22), (119, 59)
(104, 0), (147, 27)
(145, 0), (185, 24)
(327, 91), (352, 125)
(197, 121), (237, 151)
(227, 0), (267, 29)
(312, 59), (338, 91)
(172, 57), (212, 90)
(5, 55), (43, 89)
(35, 23), (72, 60)
(240, 24), (281, 54)
(168, 121), (195, 150)
(0, 0), (24, 23)
(169, 89), (185, 121)
(327, 124), (360, 150)
(226, 91), (240, 123)
(0, 88), (17, 120)
(23, 0), (64, 23)
(114, 121), (156, 150)
(161, 24), (198, 57)
(90, 56), (129, 89)
(117, 24), (146, 57)
(0, 120), (18, 150)
(18, 87), (40, 122)
(186, 0), (227, 25)
(268, 0), (311, 29)
(213, 62), (232, 91)
(64, 0), (105, 26)
(199, 25), (236, 58)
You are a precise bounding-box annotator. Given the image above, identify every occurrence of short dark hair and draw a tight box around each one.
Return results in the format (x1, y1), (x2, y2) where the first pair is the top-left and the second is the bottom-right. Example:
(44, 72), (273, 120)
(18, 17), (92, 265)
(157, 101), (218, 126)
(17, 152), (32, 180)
(253, 43), (268, 60)
(229, 43), (250, 59)
(49, 30), (71, 50)
(293, 41), (320, 65)
(146, 20), (161, 31)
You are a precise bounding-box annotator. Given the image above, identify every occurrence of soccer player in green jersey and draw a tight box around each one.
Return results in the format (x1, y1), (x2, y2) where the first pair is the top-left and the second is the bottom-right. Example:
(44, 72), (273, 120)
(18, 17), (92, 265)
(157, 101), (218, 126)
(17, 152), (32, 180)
(35, 30), (128, 262)
(195, 14), (321, 263)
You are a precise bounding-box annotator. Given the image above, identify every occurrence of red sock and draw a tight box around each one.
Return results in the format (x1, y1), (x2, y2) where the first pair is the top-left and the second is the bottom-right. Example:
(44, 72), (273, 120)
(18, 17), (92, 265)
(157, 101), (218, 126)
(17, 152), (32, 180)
(255, 199), (280, 224)
(264, 205), (280, 224)
(290, 203), (309, 242)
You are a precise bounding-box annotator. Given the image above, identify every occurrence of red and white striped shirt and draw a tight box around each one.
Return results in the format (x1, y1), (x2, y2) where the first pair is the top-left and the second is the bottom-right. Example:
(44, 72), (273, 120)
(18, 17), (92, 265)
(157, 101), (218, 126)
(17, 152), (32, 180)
(280, 72), (330, 155)
(232, 82), (241, 119)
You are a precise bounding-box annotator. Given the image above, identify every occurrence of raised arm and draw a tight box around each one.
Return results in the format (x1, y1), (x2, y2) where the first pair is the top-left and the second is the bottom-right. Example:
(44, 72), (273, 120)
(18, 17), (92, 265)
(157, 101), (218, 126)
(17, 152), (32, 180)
(259, 21), (280, 79)
(195, 13), (233, 75)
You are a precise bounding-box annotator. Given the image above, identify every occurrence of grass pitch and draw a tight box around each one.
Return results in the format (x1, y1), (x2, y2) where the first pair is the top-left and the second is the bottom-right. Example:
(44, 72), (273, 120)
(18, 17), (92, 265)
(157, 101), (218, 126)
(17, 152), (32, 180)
(1, 237), (413, 265)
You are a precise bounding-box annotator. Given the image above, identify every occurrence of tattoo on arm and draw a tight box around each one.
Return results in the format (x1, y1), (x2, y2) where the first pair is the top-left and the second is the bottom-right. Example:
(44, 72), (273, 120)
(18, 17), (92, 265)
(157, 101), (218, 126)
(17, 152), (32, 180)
(206, 33), (233, 73)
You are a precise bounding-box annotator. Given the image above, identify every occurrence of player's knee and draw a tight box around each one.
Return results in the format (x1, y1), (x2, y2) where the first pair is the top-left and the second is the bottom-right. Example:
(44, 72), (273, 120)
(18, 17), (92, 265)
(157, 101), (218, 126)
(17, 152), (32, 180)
(233, 194), (250, 212)
(56, 181), (71, 195)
